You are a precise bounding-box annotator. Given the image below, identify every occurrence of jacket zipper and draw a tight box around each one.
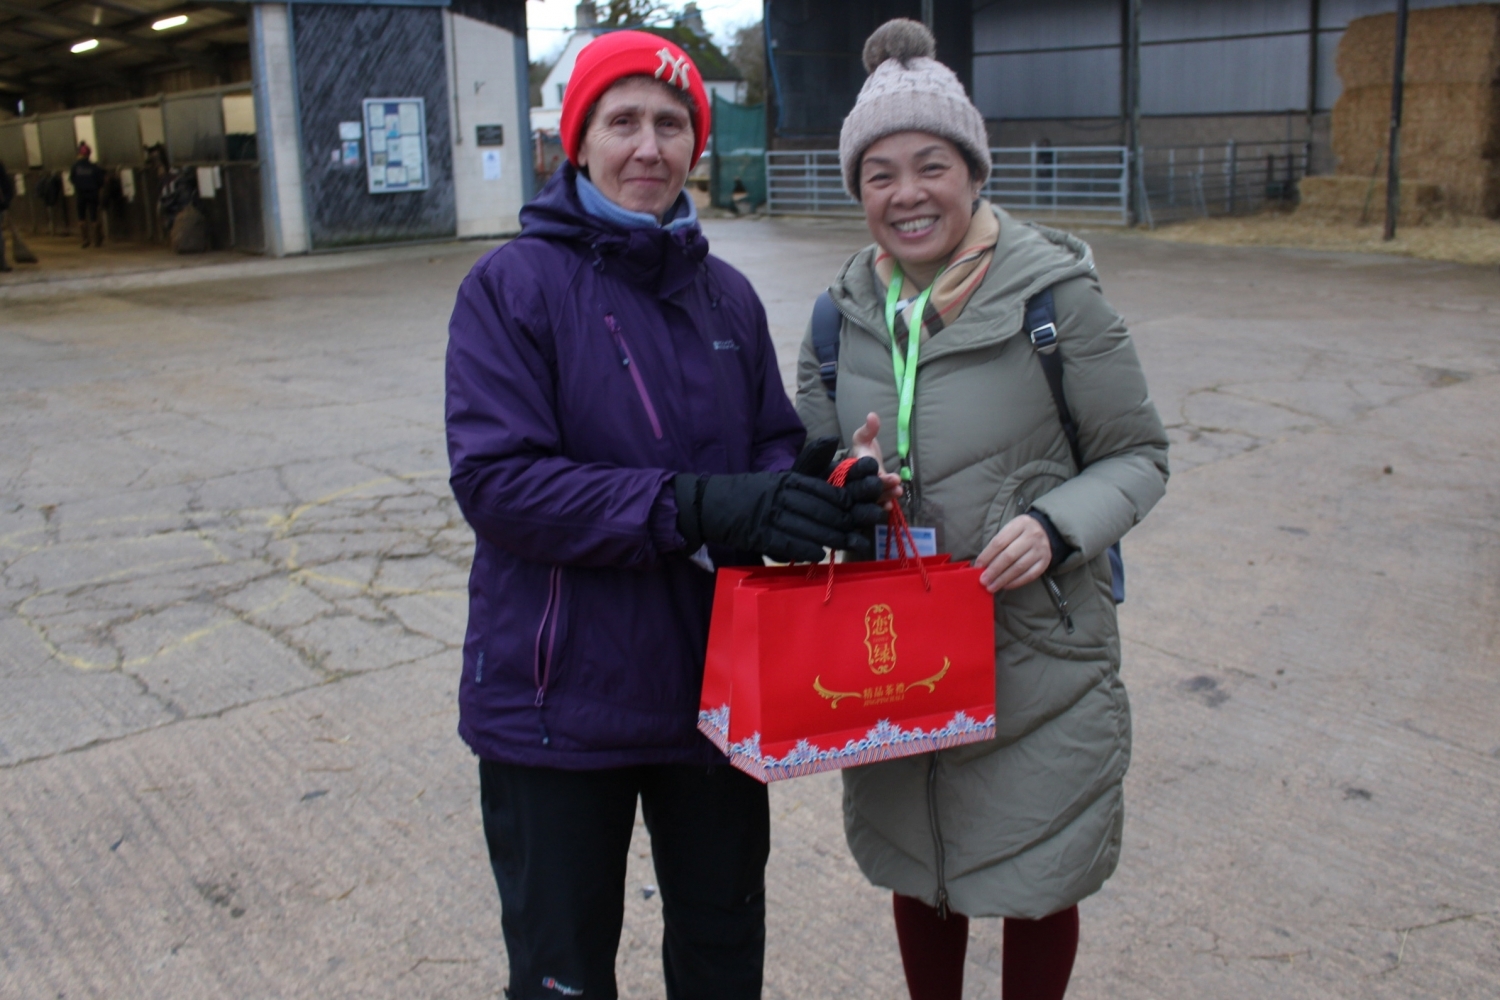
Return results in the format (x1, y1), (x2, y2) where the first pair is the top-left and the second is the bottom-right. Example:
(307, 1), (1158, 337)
(532, 566), (563, 744)
(603, 313), (664, 440)
(926, 754), (951, 917)
(1044, 575), (1076, 635)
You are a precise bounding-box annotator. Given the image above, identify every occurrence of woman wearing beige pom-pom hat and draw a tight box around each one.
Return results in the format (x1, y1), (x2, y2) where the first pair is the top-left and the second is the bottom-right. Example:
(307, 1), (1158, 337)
(795, 18), (1170, 1000)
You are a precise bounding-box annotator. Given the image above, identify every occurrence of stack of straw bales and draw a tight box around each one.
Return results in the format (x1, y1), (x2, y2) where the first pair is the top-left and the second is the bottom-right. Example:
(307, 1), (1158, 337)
(1298, 175), (1446, 225)
(1326, 4), (1500, 219)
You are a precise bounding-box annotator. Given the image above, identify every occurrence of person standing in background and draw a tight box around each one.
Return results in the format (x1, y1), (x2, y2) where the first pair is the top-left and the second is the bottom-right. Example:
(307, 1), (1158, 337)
(0, 158), (14, 272)
(70, 142), (105, 248)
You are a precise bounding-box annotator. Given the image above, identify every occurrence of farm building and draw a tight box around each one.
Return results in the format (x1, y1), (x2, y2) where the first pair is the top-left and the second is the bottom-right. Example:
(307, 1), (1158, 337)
(764, 0), (1500, 221)
(0, 0), (534, 255)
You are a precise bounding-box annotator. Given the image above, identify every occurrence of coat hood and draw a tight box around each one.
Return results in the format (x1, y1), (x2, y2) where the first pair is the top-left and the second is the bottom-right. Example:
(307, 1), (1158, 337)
(520, 163), (710, 297)
(829, 204), (1097, 364)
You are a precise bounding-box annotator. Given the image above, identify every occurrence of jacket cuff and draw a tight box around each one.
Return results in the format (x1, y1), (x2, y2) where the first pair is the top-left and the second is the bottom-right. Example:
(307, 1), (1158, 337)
(652, 479), (690, 553)
(1026, 510), (1072, 572)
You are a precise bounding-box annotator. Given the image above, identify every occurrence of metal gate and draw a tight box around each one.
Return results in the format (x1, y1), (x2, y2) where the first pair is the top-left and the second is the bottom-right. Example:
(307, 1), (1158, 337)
(767, 146), (1130, 225)
(1139, 141), (1311, 226)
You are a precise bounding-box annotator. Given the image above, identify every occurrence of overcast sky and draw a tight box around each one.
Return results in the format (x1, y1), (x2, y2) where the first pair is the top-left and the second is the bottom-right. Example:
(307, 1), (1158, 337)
(525, 0), (765, 63)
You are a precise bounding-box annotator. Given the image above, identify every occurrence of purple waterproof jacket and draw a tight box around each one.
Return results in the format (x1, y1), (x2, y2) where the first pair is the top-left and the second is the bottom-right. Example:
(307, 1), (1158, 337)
(446, 165), (804, 769)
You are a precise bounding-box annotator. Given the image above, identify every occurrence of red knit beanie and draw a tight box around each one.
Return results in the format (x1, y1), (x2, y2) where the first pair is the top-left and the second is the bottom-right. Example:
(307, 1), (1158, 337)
(560, 30), (712, 169)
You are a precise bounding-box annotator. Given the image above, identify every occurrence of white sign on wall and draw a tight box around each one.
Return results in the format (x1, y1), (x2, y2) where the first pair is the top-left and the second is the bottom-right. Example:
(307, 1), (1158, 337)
(363, 97), (429, 195)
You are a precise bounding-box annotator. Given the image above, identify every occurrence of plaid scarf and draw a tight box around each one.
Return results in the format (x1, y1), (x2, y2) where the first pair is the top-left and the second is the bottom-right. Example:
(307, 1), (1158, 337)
(873, 204), (1001, 348)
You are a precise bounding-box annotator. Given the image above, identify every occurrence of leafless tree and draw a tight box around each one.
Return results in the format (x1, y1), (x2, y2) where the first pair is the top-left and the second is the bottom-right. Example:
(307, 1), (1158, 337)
(727, 21), (765, 105)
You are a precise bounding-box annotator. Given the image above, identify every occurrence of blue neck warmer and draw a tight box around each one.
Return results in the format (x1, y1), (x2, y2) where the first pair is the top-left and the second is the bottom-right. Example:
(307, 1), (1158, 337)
(576, 173), (699, 232)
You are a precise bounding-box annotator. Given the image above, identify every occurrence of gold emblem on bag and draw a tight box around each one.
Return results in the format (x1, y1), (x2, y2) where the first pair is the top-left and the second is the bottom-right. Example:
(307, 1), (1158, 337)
(864, 604), (897, 674)
(813, 659), (950, 709)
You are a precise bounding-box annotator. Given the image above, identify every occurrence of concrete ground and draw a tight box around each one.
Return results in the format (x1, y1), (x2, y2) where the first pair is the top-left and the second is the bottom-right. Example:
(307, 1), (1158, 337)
(1, 216), (1497, 1000)
(0, 232), (249, 286)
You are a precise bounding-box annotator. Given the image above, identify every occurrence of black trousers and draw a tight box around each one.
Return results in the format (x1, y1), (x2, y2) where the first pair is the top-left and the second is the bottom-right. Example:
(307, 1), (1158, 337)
(479, 760), (770, 1000)
(76, 194), (99, 223)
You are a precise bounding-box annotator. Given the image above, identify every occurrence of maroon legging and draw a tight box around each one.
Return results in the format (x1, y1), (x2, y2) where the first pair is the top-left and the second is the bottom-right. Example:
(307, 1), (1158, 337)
(892, 893), (1079, 1000)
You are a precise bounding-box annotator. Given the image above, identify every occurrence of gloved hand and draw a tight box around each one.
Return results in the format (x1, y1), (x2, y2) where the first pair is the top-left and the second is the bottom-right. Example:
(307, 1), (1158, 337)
(792, 436), (890, 514)
(674, 460), (885, 563)
(791, 436), (842, 479)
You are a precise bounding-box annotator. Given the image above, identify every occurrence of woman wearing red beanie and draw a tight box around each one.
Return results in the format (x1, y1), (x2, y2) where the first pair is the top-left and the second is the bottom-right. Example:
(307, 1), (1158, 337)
(445, 29), (882, 1000)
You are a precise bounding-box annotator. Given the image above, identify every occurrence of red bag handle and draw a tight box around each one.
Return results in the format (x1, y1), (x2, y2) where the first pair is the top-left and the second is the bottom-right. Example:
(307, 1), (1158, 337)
(825, 458), (931, 602)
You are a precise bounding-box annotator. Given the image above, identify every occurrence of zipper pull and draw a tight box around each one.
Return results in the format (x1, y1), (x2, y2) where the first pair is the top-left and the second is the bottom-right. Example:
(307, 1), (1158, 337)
(935, 888), (950, 919)
(1044, 576), (1076, 635)
(604, 314), (630, 367)
(539, 718), (550, 746)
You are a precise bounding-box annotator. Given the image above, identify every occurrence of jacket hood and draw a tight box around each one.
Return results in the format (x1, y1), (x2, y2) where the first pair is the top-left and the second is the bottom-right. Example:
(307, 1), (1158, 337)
(829, 204), (1096, 364)
(520, 163), (710, 296)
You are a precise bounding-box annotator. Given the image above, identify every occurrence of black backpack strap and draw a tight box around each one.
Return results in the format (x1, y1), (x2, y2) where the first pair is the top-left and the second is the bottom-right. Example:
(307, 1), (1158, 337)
(1025, 285), (1125, 603)
(1024, 288), (1083, 470)
(810, 290), (841, 400)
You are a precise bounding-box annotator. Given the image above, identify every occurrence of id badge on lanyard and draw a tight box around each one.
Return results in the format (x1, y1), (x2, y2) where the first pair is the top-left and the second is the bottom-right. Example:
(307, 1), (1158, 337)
(880, 264), (941, 560)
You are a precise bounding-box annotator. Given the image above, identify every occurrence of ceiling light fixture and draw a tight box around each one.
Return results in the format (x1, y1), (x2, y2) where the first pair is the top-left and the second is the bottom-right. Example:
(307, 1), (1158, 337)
(70, 38), (99, 53)
(152, 15), (188, 30)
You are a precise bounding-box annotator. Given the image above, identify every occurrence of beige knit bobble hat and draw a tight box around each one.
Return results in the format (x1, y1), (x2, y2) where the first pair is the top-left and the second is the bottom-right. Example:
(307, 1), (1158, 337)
(838, 19), (991, 198)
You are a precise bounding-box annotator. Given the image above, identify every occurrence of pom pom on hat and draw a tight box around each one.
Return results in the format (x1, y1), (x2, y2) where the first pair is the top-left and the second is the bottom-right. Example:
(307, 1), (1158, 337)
(559, 30), (712, 169)
(862, 18), (936, 72)
(839, 19), (991, 198)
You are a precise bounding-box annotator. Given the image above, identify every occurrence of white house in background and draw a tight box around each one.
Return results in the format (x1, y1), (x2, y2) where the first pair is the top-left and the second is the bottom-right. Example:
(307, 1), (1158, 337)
(531, 1), (747, 134)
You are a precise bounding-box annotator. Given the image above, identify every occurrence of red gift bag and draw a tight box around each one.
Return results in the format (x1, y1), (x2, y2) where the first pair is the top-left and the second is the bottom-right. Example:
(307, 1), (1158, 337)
(699, 510), (996, 782)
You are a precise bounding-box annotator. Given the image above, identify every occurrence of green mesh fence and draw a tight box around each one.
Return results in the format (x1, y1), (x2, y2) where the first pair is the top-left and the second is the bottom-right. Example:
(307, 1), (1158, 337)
(711, 95), (766, 209)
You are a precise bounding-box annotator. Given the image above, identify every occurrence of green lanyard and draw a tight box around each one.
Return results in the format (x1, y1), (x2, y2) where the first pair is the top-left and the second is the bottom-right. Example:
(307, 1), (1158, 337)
(883, 264), (935, 482)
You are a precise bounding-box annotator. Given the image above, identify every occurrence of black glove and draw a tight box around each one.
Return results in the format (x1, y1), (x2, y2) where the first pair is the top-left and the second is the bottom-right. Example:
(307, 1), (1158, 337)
(792, 435), (889, 515)
(792, 436), (842, 479)
(674, 463), (885, 564)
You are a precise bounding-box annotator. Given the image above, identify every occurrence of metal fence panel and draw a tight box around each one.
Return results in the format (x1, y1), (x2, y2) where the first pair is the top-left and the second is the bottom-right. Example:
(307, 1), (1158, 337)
(164, 94), (226, 165)
(0, 123), (25, 171)
(767, 146), (1130, 225)
(1139, 140), (1310, 225)
(39, 117), (77, 171)
(95, 106), (147, 168)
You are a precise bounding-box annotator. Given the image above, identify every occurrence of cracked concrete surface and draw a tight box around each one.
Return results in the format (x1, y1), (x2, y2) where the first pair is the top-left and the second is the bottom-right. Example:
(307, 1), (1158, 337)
(2, 224), (1498, 999)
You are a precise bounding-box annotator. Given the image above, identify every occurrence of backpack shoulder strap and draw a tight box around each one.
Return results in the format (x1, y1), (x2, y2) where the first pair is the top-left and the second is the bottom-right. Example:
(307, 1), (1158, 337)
(1024, 287), (1083, 470)
(1025, 285), (1126, 603)
(810, 290), (841, 400)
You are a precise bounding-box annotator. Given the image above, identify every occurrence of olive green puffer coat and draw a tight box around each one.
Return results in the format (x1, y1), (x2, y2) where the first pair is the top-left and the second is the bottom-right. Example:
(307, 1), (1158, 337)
(794, 206), (1169, 919)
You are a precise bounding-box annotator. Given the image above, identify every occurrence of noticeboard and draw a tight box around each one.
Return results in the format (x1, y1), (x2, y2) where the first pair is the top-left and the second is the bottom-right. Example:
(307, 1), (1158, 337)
(362, 97), (428, 194)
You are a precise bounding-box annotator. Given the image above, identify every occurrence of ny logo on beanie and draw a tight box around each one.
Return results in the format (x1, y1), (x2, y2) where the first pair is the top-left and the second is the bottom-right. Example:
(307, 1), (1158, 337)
(655, 47), (691, 89)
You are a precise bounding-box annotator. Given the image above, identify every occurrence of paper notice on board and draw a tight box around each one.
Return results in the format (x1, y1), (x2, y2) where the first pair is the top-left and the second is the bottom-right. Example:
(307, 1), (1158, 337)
(385, 114), (400, 139)
(339, 121), (363, 141)
(370, 130), (387, 153)
(386, 165), (407, 187)
(400, 136), (422, 173)
(482, 148), (501, 181)
(368, 103), (385, 129)
(398, 103), (419, 135)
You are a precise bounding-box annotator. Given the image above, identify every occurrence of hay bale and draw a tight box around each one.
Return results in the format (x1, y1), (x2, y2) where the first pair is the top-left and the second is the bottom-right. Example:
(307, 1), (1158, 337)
(1298, 174), (1445, 226)
(1332, 5), (1500, 218)
(1332, 84), (1500, 214)
(1336, 4), (1500, 88)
